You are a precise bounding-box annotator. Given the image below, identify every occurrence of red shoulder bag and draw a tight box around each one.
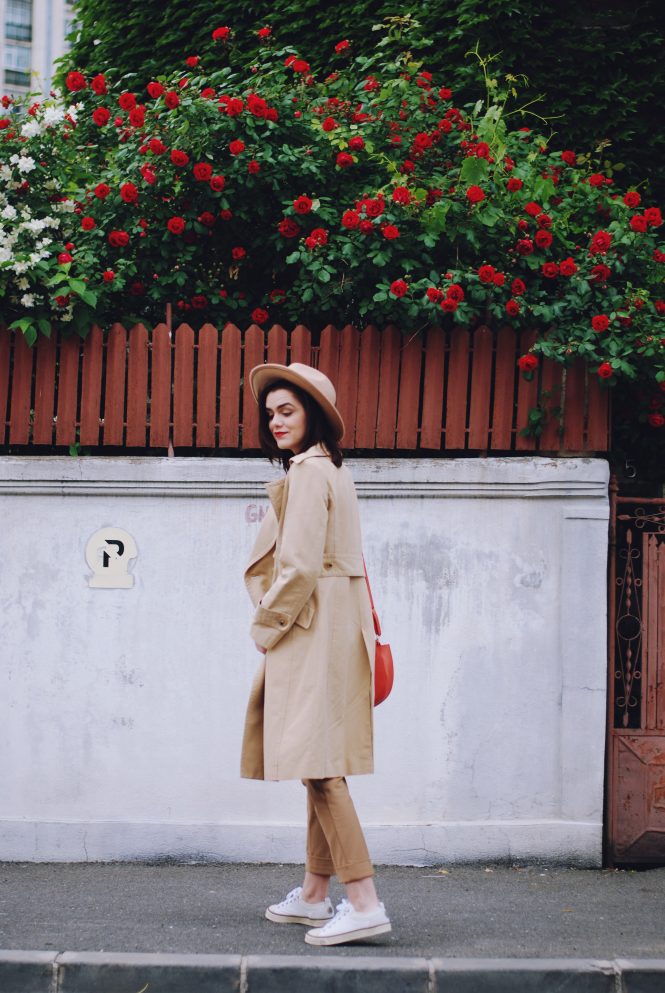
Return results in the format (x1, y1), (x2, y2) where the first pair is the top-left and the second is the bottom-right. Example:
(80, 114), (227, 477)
(363, 558), (394, 706)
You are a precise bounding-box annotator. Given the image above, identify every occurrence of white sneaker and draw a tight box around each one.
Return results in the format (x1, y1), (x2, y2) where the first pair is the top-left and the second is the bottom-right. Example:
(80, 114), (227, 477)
(304, 898), (392, 946)
(265, 886), (334, 926)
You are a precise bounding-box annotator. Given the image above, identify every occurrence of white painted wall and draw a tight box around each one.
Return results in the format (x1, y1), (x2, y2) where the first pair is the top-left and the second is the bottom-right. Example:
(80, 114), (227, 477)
(0, 456), (609, 865)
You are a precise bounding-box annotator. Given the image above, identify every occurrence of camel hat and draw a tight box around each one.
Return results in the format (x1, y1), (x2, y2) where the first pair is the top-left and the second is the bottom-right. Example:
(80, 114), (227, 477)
(249, 362), (345, 441)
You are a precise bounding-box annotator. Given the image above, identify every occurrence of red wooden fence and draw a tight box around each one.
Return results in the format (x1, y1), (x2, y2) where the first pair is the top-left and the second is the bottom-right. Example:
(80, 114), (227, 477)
(0, 323), (610, 453)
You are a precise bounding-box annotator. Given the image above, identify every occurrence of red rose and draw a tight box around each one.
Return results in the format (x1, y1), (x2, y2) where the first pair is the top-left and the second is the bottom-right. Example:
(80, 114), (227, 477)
(440, 298), (458, 313)
(57, 252), (73, 264)
(335, 39), (350, 53)
(630, 215), (647, 233)
(322, 117), (337, 132)
(294, 195), (313, 214)
(382, 224), (400, 240)
(247, 94), (268, 118)
(392, 186), (411, 205)
(342, 210), (360, 229)
(655, 300), (665, 315)
(466, 185), (485, 204)
(516, 239), (534, 256)
(198, 211), (216, 228)
(257, 27), (271, 40)
(591, 314), (610, 332)
(90, 74), (107, 95)
(506, 299), (521, 317)
(588, 173), (605, 188)
(336, 152), (353, 168)
(130, 281), (146, 296)
(118, 92), (136, 111)
(591, 264), (611, 282)
(439, 86), (452, 100)
(542, 262), (559, 278)
(278, 218), (301, 238)
(201, 88), (216, 100)
(493, 272), (505, 287)
(170, 149), (189, 167)
(210, 175), (226, 191)
(559, 257), (578, 276)
(102, 270), (115, 282)
(94, 183), (111, 199)
(597, 362), (613, 379)
(247, 159), (260, 174)
(426, 287), (443, 303)
(348, 136), (364, 151)
(363, 198), (384, 218)
(193, 162), (213, 181)
(65, 71), (86, 92)
(147, 82), (165, 99)
(129, 106), (146, 128)
(219, 95), (244, 116)
(92, 107), (110, 126)
(506, 178), (523, 192)
(81, 216), (96, 230)
(149, 138), (166, 155)
(305, 228), (328, 249)
(535, 229), (553, 249)
(229, 139), (245, 156)
(108, 230), (129, 248)
(645, 207), (663, 227)
(292, 59), (310, 74)
(212, 26), (231, 41)
(140, 165), (156, 185)
(511, 278), (526, 297)
(623, 191), (641, 208)
(269, 289), (286, 304)
(390, 279), (408, 298)
(447, 284), (465, 303)
(590, 230), (612, 254)
(164, 91), (180, 109)
(518, 354), (538, 373)
(478, 264), (495, 283)
(191, 295), (208, 309)
(167, 216), (185, 235)
(561, 150), (576, 166)
(232, 246), (246, 260)
(359, 220), (374, 235)
(537, 214), (553, 229)
(524, 202), (542, 217)
(120, 182), (139, 203)
(647, 411), (665, 428)
(251, 307), (269, 324)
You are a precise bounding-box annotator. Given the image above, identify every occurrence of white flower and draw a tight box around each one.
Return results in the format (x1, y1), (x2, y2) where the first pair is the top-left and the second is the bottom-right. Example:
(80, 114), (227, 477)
(10, 154), (36, 174)
(21, 119), (41, 138)
(0, 247), (12, 262)
(61, 312), (73, 322)
(37, 237), (53, 248)
(0, 165), (11, 182)
(1, 204), (17, 220)
(66, 103), (82, 122)
(25, 218), (47, 233)
(17, 277), (29, 290)
(12, 261), (29, 273)
(20, 293), (35, 307)
(42, 106), (65, 127)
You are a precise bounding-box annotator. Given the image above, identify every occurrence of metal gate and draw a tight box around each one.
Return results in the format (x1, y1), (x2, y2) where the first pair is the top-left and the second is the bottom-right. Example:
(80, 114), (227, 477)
(606, 483), (665, 865)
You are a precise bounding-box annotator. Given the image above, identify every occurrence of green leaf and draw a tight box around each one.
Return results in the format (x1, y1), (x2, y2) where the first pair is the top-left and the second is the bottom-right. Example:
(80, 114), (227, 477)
(459, 156), (489, 184)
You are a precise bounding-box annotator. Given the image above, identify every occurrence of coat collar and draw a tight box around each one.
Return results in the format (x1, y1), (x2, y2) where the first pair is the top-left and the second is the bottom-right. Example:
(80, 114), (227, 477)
(289, 442), (330, 465)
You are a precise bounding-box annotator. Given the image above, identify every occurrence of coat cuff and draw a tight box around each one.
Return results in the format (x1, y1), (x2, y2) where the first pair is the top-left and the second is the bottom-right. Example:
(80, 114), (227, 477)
(250, 604), (292, 650)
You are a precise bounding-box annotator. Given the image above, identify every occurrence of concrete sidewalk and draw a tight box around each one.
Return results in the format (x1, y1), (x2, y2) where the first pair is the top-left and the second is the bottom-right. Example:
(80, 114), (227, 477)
(2, 861), (665, 990)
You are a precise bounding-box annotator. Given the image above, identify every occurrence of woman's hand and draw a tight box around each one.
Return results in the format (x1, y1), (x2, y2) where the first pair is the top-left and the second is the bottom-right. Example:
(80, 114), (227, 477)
(255, 643), (267, 655)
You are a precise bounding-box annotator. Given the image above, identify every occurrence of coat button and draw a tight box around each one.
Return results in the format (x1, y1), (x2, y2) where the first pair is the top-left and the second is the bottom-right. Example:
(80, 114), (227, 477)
(279, 619), (286, 626)
(324, 562), (332, 569)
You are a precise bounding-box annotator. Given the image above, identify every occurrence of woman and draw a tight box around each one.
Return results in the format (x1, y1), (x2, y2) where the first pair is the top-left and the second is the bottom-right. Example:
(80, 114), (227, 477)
(240, 361), (391, 947)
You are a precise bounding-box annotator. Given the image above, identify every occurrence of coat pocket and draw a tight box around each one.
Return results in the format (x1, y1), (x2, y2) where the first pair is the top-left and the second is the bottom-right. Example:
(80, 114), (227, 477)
(294, 598), (315, 629)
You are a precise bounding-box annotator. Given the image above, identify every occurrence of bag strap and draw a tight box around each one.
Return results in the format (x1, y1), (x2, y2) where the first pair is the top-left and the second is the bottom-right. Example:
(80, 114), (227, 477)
(362, 555), (382, 638)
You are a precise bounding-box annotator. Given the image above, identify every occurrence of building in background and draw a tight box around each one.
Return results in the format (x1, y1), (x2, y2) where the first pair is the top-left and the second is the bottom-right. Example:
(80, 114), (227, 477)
(1, 0), (75, 99)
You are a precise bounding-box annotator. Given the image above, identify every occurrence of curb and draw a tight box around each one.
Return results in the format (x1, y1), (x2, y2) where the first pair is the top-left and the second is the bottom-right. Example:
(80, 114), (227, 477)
(2, 951), (665, 993)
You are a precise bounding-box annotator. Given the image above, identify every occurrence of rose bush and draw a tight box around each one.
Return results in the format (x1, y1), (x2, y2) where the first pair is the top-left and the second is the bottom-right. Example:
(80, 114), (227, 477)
(0, 24), (663, 416)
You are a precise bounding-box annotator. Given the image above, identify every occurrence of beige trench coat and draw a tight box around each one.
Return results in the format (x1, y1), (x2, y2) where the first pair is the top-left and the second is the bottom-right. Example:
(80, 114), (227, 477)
(240, 443), (376, 781)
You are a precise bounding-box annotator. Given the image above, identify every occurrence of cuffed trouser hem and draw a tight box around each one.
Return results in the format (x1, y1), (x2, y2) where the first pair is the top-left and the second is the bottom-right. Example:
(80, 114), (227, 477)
(302, 776), (374, 884)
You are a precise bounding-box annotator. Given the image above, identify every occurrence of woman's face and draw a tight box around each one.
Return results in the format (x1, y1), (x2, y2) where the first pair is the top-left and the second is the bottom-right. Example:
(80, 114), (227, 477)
(265, 387), (307, 454)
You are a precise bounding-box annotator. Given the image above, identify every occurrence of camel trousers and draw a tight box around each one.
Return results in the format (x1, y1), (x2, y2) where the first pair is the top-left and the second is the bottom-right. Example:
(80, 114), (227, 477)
(302, 777), (374, 884)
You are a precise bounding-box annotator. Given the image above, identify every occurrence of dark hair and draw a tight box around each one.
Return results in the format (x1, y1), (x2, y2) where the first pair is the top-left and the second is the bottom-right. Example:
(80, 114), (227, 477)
(258, 378), (343, 471)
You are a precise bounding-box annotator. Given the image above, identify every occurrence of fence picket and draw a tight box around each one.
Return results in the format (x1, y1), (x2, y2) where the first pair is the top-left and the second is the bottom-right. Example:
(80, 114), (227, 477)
(539, 360), (564, 451)
(586, 372), (610, 451)
(103, 323), (127, 446)
(376, 325), (400, 449)
(491, 325), (516, 450)
(242, 324), (264, 449)
(173, 323), (194, 448)
(126, 324), (149, 447)
(0, 330), (9, 444)
(79, 325), (103, 446)
(468, 326), (493, 450)
(445, 327), (469, 449)
(355, 325), (380, 449)
(150, 324), (172, 449)
(9, 330), (34, 444)
(219, 323), (241, 447)
(515, 329), (538, 451)
(337, 325), (360, 449)
(32, 332), (57, 445)
(55, 334), (80, 447)
(267, 324), (288, 365)
(289, 325), (312, 365)
(396, 331), (422, 449)
(196, 323), (218, 448)
(562, 360), (586, 452)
